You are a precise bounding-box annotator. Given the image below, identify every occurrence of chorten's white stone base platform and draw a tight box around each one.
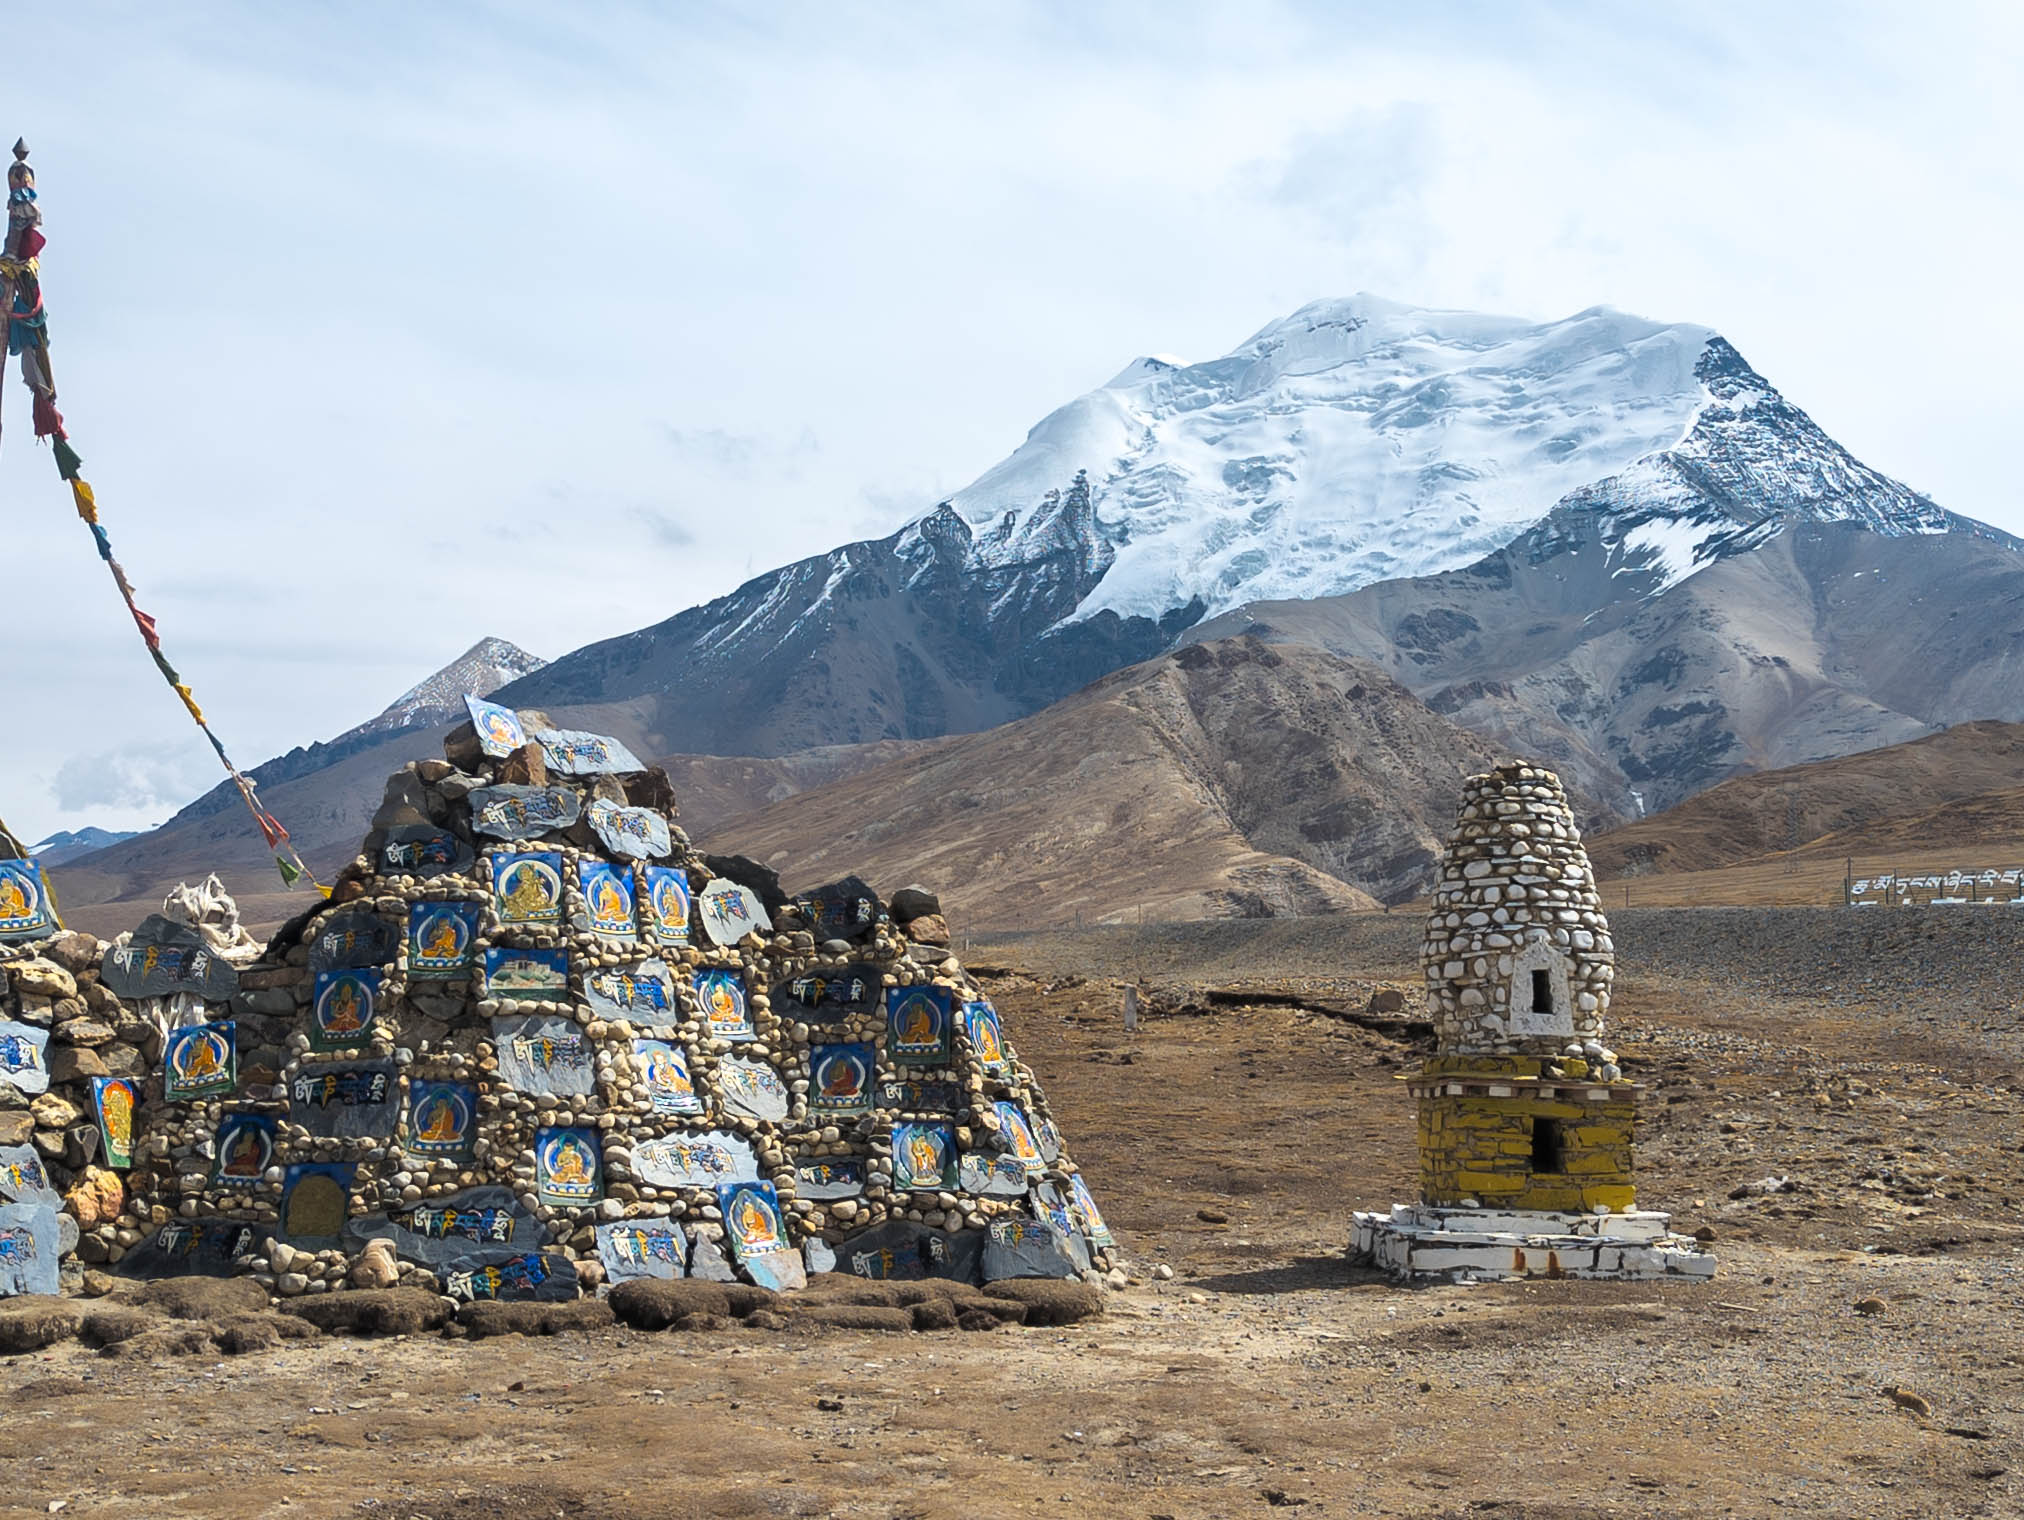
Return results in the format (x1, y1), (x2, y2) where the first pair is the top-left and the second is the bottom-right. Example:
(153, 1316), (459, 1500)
(1350, 1204), (1716, 1282)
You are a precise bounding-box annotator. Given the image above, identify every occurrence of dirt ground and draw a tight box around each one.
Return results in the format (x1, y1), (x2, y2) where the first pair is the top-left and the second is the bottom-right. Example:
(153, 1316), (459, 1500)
(5, 915), (2023, 1520)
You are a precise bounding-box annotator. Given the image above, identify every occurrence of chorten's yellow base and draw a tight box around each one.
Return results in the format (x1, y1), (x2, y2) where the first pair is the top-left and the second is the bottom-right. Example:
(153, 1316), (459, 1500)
(1410, 1056), (1637, 1214)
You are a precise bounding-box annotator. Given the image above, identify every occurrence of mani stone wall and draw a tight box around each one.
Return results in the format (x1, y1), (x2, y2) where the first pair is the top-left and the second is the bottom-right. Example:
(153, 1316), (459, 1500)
(5, 707), (1116, 1305)
(1419, 765), (1614, 1059)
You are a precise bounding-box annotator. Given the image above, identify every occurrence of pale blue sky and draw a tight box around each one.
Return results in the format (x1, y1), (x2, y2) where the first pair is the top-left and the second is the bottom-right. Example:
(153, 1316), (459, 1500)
(4, 1), (2019, 840)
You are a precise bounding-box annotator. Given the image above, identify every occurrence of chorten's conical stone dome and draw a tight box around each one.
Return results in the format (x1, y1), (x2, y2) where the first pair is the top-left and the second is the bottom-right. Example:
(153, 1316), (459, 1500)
(1420, 764), (1614, 1058)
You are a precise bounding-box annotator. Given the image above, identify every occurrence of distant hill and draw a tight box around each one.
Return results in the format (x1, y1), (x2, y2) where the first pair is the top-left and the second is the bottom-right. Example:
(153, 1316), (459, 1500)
(30, 827), (139, 866)
(1586, 720), (2024, 880)
(693, 636), (1517, 928)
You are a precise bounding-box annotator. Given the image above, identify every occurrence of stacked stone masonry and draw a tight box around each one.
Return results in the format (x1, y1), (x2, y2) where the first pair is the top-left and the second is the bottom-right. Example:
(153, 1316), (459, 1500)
(0, 705), (1117, 1307)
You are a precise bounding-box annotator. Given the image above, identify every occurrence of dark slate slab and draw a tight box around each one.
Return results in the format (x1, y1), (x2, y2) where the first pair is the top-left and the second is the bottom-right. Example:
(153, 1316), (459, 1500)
(115, 1219), (261, 1278)
(597, 1217), (687, 1282)
(982, 1218), (1089, 1281)
(441, 1251), (578, 1302)
(288, 1060), (398, 1139)
(492, 1012), (594, 1095)
(0, 1203), (63, 1295)
(798, 875), (883, 944)
(835, 1219), (984, 1284)
(282, 1164), (357, 1244)
(378, 825), (476, 879)
(99, 915), (240, 1001)
(469, 785), (581, 841)
(307, 910), (401, 975)
(345, 1184), (546, 1270)
(776, 964), (882, 1023)
(874, 1078), (962, 1115)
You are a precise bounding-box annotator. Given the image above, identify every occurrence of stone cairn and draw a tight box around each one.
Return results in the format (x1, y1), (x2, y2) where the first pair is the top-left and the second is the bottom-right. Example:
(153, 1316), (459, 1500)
(1351, 763), (1713, 1281)
(0, 703), (1117, 1327)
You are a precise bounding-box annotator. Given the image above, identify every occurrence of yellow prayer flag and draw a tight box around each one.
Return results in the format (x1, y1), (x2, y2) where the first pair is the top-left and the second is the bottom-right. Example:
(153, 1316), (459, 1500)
(70, 479), (98, 524)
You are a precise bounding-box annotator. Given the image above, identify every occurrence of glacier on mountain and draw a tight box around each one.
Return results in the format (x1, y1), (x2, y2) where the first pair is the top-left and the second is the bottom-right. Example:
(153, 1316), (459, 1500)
(937, 294), (1962, 626)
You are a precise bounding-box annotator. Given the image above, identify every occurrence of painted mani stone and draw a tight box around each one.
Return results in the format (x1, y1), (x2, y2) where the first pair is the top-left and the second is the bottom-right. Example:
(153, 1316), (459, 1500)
(442, 1253), (577, 1303)
(469, 785), (581, 841)
(892, 1121), (959, 1192)
(1070, 1173), (1115, 1248)
(282, 1164), (356, 1243)
(535, 1127), (602, 1205)
(307, 910), (399, 974)
(310, 969), (381, 1051)
(213, 1113), (276, 1185)
(118, 1219), (260, 1279)
(963, 999), (1008, 1076)
(0, 1145), (59, 1207)
(597, 1217), (686, 1282)
(633, 1130), (759, 1188)
(289, 1061), (398, 1139)
(886, 985), (953, 1066)
(578, 860), (637, 940)
(163, 1021), (236, 1101)
(464, 695), (527, 758)
(407, 1081), (478, 1157)
(696, 879), (771, 945)
(586, 798), (670, 860)
(0, 1202), (61, 1296)
(778, 964), (880, 1022)
(491, 851), (564, 925)
(484, 946), (569, 1002)
(0, 1020), (50, 1096)
(694, 969), (754, 1042)
(535, 728), (645, 776)
(407, 901), (481, 978)
(982, 1217), (1087, 1280)
(717, 1179), (802, 1289)
(0, 858), (56, 942)
(808, 1042), (875, 1115)
(380, 825), (474, 878)
(875, 1078), (962, 1115)
(993, 1102), (1046, 1177)
(633, 1039), (703, 1115)
(800, 875), (881, 944)
(493, 1013), (594, 1096)
(794, 1158), (866, 1200)
(91, 1077), (138, 1169)
(585, 959), (676, 1025)
(959, 1152), (1029, 1197)
(716, 1056), (789, 1123)
(641, 866), (691, 946)
(99, 915), (239, 1001)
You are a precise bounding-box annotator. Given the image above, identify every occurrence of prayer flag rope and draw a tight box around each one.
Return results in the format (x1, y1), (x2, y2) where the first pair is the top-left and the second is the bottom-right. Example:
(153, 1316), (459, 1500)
(3, 140), (324, 893)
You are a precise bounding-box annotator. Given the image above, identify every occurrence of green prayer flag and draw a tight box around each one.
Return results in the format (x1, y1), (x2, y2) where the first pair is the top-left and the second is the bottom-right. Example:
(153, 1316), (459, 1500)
(52, 436), (84, 480)
(275, 853), (303, 886)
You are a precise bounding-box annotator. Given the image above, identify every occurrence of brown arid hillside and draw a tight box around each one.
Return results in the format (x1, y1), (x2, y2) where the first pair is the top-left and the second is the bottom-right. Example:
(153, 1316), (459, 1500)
(695, 636), (1511, 928)
(1587, 719), (2024, 881)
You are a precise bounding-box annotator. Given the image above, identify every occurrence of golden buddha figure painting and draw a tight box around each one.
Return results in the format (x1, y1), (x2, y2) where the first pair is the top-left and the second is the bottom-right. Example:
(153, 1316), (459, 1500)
(492, 852), (564, 924)
(714, 1180), (788, 1262)
(536, 1126), (601, 1204)
(164, 1021), (236, 1101)
(887, 985), (953, 1066)
(407, 1081), (476, 1156)
(809, 1041), (874, 1114)
(577, 860), (637, 940)
(310, 969), (382, 1051)
(0, 859), (54, 941)
(892, 1120), (957, 1192)
(407, 902), (480, 978)
(213, 1113), (276, 1185)
(694, 969), (755, 1041)
(643, 866), (691, 946)
(963, 998), (1008, 1075)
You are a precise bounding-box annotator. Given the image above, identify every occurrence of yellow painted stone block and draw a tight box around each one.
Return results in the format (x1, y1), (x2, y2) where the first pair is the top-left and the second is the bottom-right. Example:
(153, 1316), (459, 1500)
(1581, 1183), (1637, 1211)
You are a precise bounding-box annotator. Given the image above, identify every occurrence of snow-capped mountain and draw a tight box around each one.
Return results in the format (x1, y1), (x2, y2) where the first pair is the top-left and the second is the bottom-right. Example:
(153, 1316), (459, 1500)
(503, 294), (2004, 777)
(346, 637), (547, 741)
(31, 827), (139, 866)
